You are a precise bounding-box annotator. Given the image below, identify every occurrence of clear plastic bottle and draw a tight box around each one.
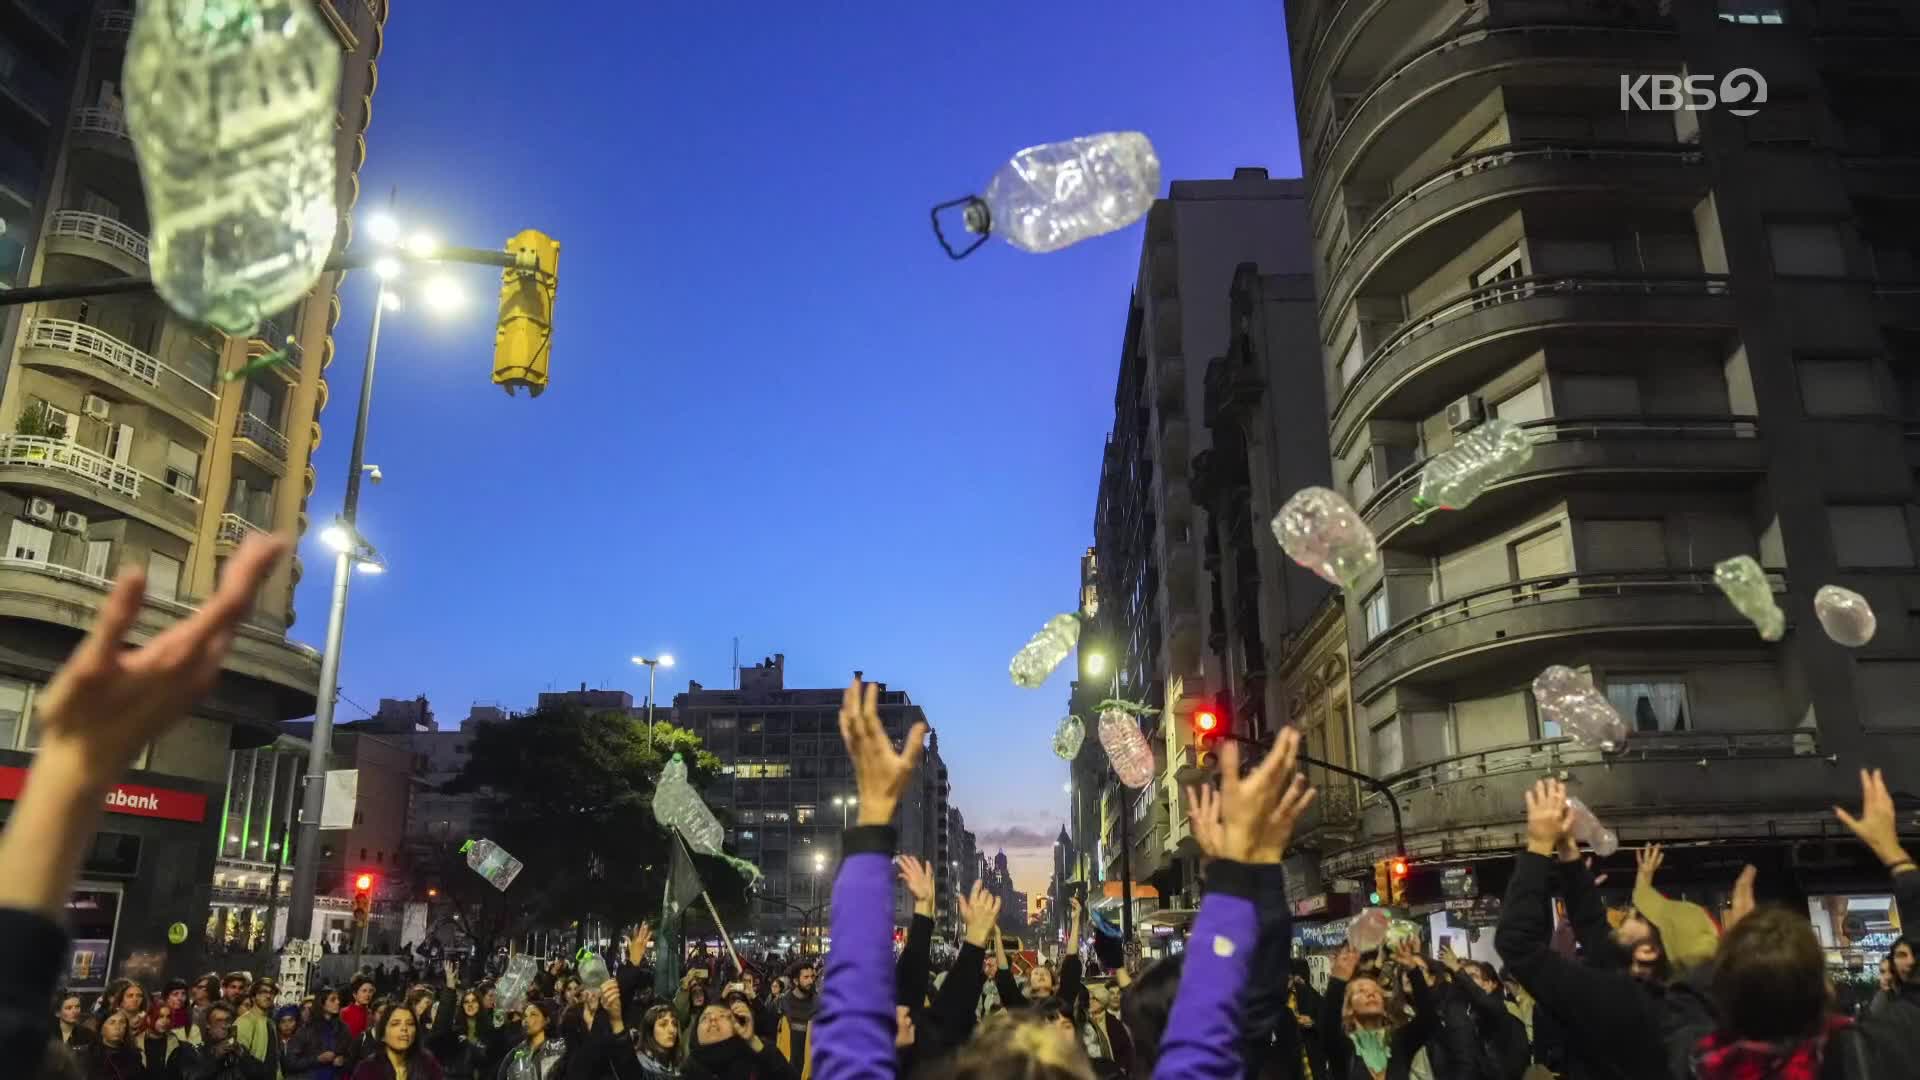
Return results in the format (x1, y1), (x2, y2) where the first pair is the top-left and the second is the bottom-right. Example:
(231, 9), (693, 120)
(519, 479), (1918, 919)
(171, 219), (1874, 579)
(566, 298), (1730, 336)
(1011, 614), (1081, 689)
(1052, 715), (1085, 761)
(1413, 418), (1534, 517)
(1564, 795), (1619, 857)
(493, 953), (538, 1023)
(1530, 666), (1628, 752)
(652, 753), (726, 855)
(1272, 486), (1381, 589)
(1098, 707), (1155, 789)
(575, 947), (609, 988)
(1348, 907), (1391, 952)
(123, 0), (341, 334)
(1814, 584), (1876, 647)
(1713, 555), (1784, 641)
(460, 838), (524, 892)
(969, 133), (1160, 254)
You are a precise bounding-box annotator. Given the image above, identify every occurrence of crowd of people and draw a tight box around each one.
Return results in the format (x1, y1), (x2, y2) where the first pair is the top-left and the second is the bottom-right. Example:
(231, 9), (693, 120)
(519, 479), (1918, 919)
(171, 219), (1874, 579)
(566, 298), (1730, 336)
(2, 536), (1918, 1079)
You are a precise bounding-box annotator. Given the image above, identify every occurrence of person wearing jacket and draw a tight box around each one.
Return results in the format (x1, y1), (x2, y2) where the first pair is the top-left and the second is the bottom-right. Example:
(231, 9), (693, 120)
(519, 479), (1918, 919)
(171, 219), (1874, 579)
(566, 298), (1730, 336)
(425, 984), (501, 1080)
(1317, 939), (1440, 1080)
(233, 983), (283, 1080)
(1434, 948), (1528, 1080)
(926, 882), (999, 1051)
(348, 1004), (442, 1080)
(146, 1005), (200, 1080)
(494, 999), (566, 1080)
(285, 989), (351, 1080)
(769, 963), (817, 1074)
(679, 1000), (794, 1080)
(193, 1003), (273, 1080)
(84, 1010), (148, 1080)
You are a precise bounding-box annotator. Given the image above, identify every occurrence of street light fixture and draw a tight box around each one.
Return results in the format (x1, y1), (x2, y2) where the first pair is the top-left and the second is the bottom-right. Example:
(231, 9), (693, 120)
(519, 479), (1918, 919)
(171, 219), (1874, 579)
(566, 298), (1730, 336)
(1085, 651), (1108, 677)
(632, 654), (676, 747)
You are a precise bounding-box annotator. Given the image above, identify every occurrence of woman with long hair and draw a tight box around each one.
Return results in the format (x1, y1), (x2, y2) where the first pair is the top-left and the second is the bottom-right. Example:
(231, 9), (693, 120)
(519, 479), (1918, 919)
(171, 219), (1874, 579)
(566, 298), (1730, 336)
(349, 1003), (442, 1080)
(56, 992), (97, 1054)
(1317, 941), (1439, 1080)
(426, 984), (500, 1080)
(83, 1010), (145, 1080)
(142, 1004), (194, 1080)
(495, 998), (567, 1080)
(634, 1003), (683, 1077)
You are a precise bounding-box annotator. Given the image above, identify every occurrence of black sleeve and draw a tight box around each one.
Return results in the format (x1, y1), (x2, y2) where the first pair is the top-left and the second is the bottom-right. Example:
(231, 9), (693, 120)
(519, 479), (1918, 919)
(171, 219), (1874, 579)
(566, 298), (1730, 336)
(1431, 973), (1481, 1078)
(1893, 866), (1920, 929)
(754, 1038), (800, 1080)
(896, 913), (934, 1008)
(1495, 852), (1651, 1060)
(1234, 863), (1295, 1078)
(1058, 952), (1083, 1013)
(283, 1024), (321, 1072)
(1392, 966), (1439, 1065)
(0, 908), (65, 1071)
(1319, 977), (1350, 1078)
(994, 967), (1027, 1009)
(1558, 856), (1618, 968)
(931, 942), (987, 1044)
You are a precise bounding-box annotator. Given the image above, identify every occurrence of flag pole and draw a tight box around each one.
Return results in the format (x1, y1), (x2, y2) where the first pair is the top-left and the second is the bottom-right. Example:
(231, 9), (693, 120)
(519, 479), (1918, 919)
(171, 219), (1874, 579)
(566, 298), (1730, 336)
(702, 890), (743, 974)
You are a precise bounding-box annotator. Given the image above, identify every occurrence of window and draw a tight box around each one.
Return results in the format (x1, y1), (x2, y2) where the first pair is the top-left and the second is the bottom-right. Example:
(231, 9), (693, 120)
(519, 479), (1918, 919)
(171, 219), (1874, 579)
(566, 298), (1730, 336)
(1798, 359), (1883, 417)
(1370, 717), (1403, 776)
(1364, 587), (1390, 640)
(1829, 505), (1915, 568)
(794, 805), (815, 824)
(0, 679), (25, 750)
(1493, 382), (1548, 425)
(1339, 332), (1365, 387)
(1512, 526), (1570, 583)
(165, 441), (200, 496)
(1859, 661), (1920, 729)
(7, 519), (51, 564)
(84, 540), (110, 580)
(41, 402), (77, 443)
(1472, 247), (1526, 308)
(1768, 223), (1847, 277)
(147, 552), (182, 602)
(1717, 0), (1786, 24)
(734, 762), (792, 779)
(1605, 678), (1689, 732)
(1558, 374), (1641, 416)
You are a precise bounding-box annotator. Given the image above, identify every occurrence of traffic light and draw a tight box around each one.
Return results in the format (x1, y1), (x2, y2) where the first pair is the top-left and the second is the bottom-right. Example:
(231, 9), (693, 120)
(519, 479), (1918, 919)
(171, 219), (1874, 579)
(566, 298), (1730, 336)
(1372, 859), (1391, 905)
(1189, 695), (1229, 769)
(1389, 858), (1409, 906)
(493, 229), (559, 398)
(352, 872), (374, 927)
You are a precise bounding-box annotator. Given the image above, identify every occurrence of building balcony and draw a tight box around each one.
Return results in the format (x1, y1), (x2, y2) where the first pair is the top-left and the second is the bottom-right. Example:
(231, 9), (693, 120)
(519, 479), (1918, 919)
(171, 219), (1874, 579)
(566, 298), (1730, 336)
(235, 412), (289, 466)
(1330, 274), (1736, 450)
(93, 6), (133, 38)
(45, 209), (148, 277)
(19, 318), (220, 431)
(1323, 143), (1709, 335)
(217, 512), (266, 548)
(1327, 732), (1838, 872)
(69, 106), (130, 150)
(1360, 416), (1765, 550)
(1350, 568), (1777, 703)
(0, 435), (202, 540)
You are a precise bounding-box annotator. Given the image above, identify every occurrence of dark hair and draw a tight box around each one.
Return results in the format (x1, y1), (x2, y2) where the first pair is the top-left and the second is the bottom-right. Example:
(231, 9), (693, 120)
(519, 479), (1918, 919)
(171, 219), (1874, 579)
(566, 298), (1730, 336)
(789, 959), (816, 976)
(639, 1003), (681, 1066)
(377, 1003), (432, 1067)
(1288, 959), (1310, 980)
(205, 1002), (235, 1026)
(1711, 907), (1828, 1041)
(1469, 961), (1501, 985)
(1025, 996), (1073, 1024)
(914, 1009), (1094, 1079)
(163, 979), (189, 995)
(1119, 956), (1182, 1075)
(349, 976), (374, 996)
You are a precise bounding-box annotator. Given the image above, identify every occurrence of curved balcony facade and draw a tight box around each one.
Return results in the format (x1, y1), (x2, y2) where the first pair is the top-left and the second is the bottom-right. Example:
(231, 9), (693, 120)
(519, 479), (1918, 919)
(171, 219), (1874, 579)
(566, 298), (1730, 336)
(18, 317), (221, 432)
(0, 435), (202, 540)
(44, 209), (148, 277)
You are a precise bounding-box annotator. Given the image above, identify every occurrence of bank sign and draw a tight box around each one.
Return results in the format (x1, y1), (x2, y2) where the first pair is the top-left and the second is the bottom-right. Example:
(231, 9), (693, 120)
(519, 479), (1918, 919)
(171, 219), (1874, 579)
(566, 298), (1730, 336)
(0, 766), (206, 823)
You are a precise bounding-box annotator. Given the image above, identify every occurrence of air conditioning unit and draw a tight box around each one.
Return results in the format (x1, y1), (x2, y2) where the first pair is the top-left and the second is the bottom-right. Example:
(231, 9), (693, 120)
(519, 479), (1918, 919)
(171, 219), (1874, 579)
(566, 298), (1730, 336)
(58, 511), (86, 534)
(25, 498), (55, 524)
(81, 394), (110, 420)
(1445, 394), (1486, 433)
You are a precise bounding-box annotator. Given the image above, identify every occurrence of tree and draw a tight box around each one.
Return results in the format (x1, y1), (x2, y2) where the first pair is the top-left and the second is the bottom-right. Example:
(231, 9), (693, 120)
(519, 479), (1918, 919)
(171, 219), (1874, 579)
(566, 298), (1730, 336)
(436, 707), (748, 951)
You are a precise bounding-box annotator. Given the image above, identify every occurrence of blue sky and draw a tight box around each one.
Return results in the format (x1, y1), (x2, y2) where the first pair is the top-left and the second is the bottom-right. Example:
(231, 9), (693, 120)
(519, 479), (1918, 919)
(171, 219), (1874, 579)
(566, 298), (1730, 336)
(297, 0), (1302, 895)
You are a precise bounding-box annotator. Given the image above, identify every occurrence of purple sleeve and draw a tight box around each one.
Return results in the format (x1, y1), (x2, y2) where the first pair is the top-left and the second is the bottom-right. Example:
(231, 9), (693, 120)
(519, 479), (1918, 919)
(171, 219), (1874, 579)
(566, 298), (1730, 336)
(1152, 869), (1259, 1080)
(811, 849), (896, 1080)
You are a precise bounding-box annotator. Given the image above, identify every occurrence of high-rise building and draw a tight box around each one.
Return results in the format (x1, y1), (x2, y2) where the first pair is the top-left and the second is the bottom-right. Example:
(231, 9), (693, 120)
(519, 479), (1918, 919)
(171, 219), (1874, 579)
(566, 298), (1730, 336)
(672, 655), (948, 938)
(1079, 171), (1315, 924)
(407, 703), (503, 884)
(1280, 0), (1920, 910)
(0, 0), (384, 984)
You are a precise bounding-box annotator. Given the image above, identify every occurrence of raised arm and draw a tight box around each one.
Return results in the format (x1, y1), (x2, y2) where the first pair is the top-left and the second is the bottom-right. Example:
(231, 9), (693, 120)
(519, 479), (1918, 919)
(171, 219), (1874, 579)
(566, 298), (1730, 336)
(1835, 768), (1920, 929)
(929, 883), (997, 1045)
(992, 926), (1027, 1009)
(894, 857), (936, 1008)
(1058, 896), (1084, 1010)
(811, 677), (925, 1080)
(1184, 776), (1295, 1076)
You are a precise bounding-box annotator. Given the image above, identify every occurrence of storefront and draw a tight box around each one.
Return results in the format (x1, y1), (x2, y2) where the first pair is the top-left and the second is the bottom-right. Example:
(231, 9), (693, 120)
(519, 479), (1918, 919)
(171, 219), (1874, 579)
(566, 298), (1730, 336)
(1809, 891), (1905, 1013)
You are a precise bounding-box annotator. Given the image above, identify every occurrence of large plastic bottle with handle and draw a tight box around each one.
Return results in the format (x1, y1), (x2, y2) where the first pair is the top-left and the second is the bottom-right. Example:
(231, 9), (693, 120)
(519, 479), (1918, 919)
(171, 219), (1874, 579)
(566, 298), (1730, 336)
(652, 754), (725, 854)
(575, 947), (609, 988)
(461, 838), (524, 892)
(970, 133), (1160, 254)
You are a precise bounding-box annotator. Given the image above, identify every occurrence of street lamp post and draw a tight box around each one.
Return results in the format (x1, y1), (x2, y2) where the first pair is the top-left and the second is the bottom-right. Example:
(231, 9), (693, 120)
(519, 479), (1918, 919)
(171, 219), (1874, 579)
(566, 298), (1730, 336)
(631, 655), (676, 746)
(833, 794), (858, 829)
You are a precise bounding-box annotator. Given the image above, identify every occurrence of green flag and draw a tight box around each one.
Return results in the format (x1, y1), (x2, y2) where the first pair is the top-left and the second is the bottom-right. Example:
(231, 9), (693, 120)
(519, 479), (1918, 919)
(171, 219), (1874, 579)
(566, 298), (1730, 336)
(655, 829), (705, 1000)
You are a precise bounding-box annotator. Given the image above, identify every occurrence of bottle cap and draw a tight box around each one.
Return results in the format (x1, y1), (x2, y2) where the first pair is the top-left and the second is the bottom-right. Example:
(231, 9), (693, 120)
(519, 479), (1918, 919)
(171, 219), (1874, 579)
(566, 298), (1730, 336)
(460, 840), (474, 853)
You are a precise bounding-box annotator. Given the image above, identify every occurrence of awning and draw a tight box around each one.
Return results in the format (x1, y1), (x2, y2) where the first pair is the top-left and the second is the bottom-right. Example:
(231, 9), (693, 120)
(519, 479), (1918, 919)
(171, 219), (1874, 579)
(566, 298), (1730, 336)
(1140, 908), (1197, 930)
(1099, 881), (1160, 901)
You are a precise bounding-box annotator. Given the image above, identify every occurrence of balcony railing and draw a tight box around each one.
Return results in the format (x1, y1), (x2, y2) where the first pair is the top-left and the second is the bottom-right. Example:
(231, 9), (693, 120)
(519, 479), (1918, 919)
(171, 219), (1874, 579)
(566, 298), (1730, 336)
(218, 512), (265, 545)
(25, 318), (218, 414)
(71, 107), (129, 140)
(94, 8), (134, 36)
(235, 413), (289, 460)
(1369, 730), (1813, 802)
(0, 555), (316, 658)
(47, 209), (148, 264)
(0, 435), (139, 497)
(1360, 415), (1761, 519)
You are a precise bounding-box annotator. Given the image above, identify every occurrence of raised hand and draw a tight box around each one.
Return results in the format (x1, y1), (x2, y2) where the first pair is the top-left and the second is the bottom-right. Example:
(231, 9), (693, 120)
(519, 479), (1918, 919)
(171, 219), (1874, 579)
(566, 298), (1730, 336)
(957, 881), (1000, 947)
(1216, 726), (1317, 864)
(1183, 782), (1224, 859)
(1636, 844), (1665, 889)
(897, 856), (936, 917)
(1524, 778), (1572, 857)
(627, 923), (652, 967)
(1726, 865), (1758, 931)
(1836, 769), (1912, 868)
(838, 678), (927, 827)
(1438, 941), (1461, 973)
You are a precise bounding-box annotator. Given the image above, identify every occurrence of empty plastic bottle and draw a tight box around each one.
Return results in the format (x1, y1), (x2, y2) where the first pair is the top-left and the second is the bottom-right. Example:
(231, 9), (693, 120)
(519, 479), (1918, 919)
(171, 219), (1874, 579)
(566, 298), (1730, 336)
(967, 133), (1160, 254)
(1099, 707), (1155, 789)
(1386, 919), (1422, 950)
(460, 838), (524, 892)
(124, 0), (341, 334)
(652, 753), (725, 856)
(1564, 795), (1619, 857)
(1413, 418), (1534, 518)
(1714, 555), (1784, 641)
(1052, 715), (1085, 761)
(1348, 907), (1391, 952)
(1272, 486), (1381, 589)
(575, 947), (609, 988)
(493, 953), (538, 1023)
(1011, 613), (1081, 689)
(1814, 584), (1876, 647)
(1531, 666), (1629, 752)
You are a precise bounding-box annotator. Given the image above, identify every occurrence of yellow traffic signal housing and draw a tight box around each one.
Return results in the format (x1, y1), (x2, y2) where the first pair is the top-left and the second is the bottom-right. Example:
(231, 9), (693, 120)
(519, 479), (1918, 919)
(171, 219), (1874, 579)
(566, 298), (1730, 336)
(493, 229), (558, 398)
(1373, 859), (1392, 904)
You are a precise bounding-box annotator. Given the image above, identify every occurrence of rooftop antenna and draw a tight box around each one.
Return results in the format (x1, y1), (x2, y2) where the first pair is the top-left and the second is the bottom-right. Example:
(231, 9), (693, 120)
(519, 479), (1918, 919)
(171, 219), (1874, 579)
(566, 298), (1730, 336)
(732, 636), (740, 689)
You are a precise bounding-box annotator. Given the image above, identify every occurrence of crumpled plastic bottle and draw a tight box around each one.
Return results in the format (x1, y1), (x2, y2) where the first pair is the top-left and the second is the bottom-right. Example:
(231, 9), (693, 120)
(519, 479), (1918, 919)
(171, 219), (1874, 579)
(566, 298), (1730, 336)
(1714, 555), (1784, 641)
(492, 953), (538, 1024)
(1099, 707), (1155, 789)
(1011, 614), (1081, 689)
(1052, 715), (1085, 761)
(124, 0), (341, 334)
(1348, 907), (1391, 952)
(652, 753), (725, 855)
(1531, 666), (1629, 752)
(1814, 585), (1876, 647)
(1272, 486), (1381, 589)
(1564, 794), (1619, 856)
(575, 947), (609, 988)
(460, 838), (524, 892)
(1413, 418), (1534, 518)
(969, 133), (1160, 254)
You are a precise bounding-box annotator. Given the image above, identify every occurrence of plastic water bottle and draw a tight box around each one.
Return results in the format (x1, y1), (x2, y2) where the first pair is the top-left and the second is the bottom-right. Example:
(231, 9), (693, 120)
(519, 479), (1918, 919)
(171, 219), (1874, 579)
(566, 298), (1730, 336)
(1814, 585), (1876, 647)
(575, 947), (609, 988)
(123, 0), (341, 334)
(1413, 418), (1534, 517)
(493, 953), (538, 1023)
(1011, 614), (1081, 689)
(1386, 919), (1422, 950)
(460, 838), (524, 892)
(1098, 707), (1155, 789)
(1052, 715), (1085, 761)
(1564, 795), (1618, 857)
(652, 753), (726, 855)
(1530, 666), (1628, 752)
(969, 133), (1160, 254)
(1713, 555), (1784, 641)
(1272, 486), (1380, 589)
(1348, 907), (1391, 952)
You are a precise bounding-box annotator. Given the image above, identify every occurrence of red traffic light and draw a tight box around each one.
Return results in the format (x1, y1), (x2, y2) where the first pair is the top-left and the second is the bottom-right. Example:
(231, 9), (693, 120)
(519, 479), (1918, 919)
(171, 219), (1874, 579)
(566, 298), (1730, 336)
(1391, 859), (1408, 878)
(1193, 709), (1220, 735)
(355, 873), (374, 892)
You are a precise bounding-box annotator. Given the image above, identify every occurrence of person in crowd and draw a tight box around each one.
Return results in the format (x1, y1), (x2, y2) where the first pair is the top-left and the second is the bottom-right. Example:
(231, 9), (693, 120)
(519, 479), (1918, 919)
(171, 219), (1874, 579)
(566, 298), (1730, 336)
(424, 977), (500, 1080)
(58, 993), (99, 1056)
(1434, 945), (1528, 1080)
(680, 1000), (795, 1080)
(348, 1003), (440, 1080)
(223, 977), (253, 1014)
(273, 1008), (302, 1077)
(198, 1001), (274, 1080)
(84, 1008), (146, 1080)
(163, 983), (192, 1038)
(672, 974), (708, 1038)
(234, 981), (283, 1079)
(628, 1000), (686, 1076)
(192, 979), (221, 1035)
(300, 1000), (316, 1029)
(1870, 956), (1902, 1017)
(342, 982), (376, 1042)
(769, 962), (817, 1071)
(145, 1004), (197, 1080)
(495, 998), (565, 1080)
(286, 988), (351, 1080)
(1280, 960), (1325, 1080)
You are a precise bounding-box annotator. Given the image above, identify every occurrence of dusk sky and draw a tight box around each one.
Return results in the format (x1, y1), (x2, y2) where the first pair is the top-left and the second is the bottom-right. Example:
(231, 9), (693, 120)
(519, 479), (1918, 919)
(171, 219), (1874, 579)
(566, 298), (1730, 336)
(295, 0), (1302, 897)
